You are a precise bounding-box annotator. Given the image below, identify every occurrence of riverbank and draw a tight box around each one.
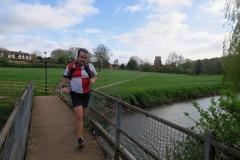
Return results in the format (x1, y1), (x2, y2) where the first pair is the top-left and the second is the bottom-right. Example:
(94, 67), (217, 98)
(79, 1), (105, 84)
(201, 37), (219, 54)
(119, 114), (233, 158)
(120, 83), (224, 108)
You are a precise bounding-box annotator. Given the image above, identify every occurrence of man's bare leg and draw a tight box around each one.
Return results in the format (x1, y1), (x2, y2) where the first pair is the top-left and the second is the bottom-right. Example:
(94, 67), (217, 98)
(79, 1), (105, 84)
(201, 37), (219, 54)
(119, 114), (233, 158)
(74, 106), (84, 147)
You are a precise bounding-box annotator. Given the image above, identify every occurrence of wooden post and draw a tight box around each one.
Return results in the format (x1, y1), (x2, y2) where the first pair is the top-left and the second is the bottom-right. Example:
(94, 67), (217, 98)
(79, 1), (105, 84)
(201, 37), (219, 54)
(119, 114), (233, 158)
(204, 129), (216, 160)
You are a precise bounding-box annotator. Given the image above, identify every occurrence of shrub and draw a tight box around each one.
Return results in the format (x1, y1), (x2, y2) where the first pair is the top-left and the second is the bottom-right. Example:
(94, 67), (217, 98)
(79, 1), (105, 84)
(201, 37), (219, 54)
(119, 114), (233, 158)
(182, 89), (240, 159)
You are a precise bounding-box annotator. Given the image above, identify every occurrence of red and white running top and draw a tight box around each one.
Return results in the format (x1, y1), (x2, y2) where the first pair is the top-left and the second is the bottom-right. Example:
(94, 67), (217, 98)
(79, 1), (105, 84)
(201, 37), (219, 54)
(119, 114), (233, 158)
(63, 62), (98, 93)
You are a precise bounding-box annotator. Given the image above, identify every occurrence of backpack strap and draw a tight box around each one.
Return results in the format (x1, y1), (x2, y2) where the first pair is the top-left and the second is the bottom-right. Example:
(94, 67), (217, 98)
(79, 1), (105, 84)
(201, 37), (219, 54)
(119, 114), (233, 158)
(68, 62), (92, 80)
(84, 63), (92, 79)
(68, 62), (76, 80)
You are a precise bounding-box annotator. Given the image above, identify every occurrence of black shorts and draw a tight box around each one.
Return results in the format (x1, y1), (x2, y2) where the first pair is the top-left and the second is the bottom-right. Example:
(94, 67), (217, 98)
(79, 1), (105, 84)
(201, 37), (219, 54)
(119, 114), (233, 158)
(70, 91), (91, 108)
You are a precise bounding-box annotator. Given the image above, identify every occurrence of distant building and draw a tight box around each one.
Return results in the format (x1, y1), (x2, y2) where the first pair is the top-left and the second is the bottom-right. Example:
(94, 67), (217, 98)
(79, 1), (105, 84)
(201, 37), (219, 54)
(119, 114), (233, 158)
(109, 64), (118, 69)
(0, 50), (33, 64)
(153, 56), (163, 72)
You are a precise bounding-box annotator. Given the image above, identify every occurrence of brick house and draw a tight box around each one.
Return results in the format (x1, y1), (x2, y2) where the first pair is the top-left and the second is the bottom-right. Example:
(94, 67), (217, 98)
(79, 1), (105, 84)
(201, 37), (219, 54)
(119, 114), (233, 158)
(0, 50), (33, 64)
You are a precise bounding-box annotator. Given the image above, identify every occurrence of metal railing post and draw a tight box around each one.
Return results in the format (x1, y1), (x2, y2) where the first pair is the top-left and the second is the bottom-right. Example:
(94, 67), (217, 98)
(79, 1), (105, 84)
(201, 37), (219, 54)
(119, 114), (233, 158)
(114, 95), (122, 160)
(89, 87), (93, 131)
(204, 129), (216, 160)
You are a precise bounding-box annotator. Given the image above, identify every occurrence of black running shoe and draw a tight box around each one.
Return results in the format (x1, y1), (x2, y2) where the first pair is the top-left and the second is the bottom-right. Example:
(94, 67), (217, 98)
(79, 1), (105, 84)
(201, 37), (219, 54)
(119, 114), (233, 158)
(78, 137), (85, 148)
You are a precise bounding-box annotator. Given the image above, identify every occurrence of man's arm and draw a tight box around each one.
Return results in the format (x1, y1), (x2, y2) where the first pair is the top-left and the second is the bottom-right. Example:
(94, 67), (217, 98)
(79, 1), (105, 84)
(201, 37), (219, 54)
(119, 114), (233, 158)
(90, 76), (98, 85)
(62, 77), (69, 93)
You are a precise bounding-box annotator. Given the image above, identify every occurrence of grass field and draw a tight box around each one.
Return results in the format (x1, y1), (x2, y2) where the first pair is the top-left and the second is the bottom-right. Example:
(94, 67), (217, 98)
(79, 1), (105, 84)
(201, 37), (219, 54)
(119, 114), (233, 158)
(96, 71), (223, 97)
(0, 67), (223, 96)
(0, 67), (224, 128)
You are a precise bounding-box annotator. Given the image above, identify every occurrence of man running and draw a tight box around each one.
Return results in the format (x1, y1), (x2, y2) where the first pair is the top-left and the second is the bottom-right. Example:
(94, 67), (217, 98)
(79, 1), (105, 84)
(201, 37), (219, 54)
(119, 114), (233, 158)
(62, 48), (98, 148)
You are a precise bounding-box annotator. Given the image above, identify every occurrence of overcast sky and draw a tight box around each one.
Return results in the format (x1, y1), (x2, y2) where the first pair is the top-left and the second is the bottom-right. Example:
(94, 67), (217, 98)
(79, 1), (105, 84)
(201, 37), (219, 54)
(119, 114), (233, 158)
(0, 0), (227, 64)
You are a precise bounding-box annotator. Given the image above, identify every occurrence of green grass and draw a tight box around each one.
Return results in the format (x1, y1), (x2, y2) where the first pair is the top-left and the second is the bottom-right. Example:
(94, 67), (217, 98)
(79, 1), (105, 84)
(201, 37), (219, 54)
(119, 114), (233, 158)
(0, 67), (225, 129)
(97, 72), (223, 97)
(0, 67), (223, 95)
(0, 67), (65, 85)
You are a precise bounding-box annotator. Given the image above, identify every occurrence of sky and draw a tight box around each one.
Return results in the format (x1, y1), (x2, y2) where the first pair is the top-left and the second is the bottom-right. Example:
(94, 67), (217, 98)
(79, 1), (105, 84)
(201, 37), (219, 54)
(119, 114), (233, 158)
(0, 0), (228, 65)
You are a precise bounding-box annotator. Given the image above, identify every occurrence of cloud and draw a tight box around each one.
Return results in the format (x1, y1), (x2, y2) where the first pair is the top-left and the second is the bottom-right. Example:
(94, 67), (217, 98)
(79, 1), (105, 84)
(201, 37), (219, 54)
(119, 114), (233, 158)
(115, 6), (121, 14)
(0, 34), (58, 55)
(0, 0), (99, 33)
(115, 12), (188, 45)
(110, 50), (135, 64)
(142, 0), (192, 12)
(0, 0), (18, 5)
(125, 5), (142, 13)
(61, 36), (92, 49)
(0, 32), (93, 57)
(113, 11), (223, 64)
(84, 28), (101, 33)
(199, 0), (224, 15)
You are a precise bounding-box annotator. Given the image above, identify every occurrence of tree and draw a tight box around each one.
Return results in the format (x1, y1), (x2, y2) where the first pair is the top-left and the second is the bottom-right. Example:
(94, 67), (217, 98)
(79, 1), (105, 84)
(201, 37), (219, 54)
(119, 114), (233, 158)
(92, 44), (112, 72)
(195, 59), (202, 75)
(30, 53), (37, 60)
(113, 59), (118, 68)
(165, 52), (178, 66)
(181, 89), (240, 159)
(32, 50), (43, 57)
(0, 47), (8, 63)
(0, 47), (8, 57)
(130, 56), (141, 66)
(127, 58), (138, 70)
(181, 59), (195, 71)
(0, 47), (8, 52)
(163, 65), (173, 73)
(120, 63), (125, 70)
(201, 58), (222, 75)
(141, 62), (152, 72)
(66, 47), (78, 62)
(176, 55), (185, 66)
(50, 49), (70, 64)
(36, 56), (43, 60)
(222, 0), (240, 91)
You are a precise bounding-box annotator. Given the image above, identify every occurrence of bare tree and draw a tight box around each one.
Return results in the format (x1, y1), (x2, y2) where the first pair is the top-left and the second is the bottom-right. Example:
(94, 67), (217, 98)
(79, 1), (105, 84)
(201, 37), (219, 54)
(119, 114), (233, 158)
(165, 52), (178, 66)
(67, 47), (78, 61)
(92, 44), (112, 71)
(176, 55), (185, 66)
(33, 50), (43, 57)
(130, 56), (142, 66)
(113, 58), (118, 68)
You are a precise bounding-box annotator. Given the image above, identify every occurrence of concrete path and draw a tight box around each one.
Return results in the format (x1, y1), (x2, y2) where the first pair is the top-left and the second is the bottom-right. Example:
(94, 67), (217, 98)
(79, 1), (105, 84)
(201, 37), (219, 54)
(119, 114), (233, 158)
(25, 96), (111, 160)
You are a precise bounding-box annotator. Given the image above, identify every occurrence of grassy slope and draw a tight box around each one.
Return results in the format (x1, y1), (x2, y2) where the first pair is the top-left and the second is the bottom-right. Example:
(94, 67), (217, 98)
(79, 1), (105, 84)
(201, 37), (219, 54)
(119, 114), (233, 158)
(97, 71), (222, 97)
(0, 67), (223, 94)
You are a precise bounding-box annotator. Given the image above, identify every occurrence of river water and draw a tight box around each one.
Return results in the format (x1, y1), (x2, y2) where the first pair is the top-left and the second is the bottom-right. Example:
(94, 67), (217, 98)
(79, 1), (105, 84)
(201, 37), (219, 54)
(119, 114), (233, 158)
(145, 95), (220, 128)
(100, 95), (221, 159)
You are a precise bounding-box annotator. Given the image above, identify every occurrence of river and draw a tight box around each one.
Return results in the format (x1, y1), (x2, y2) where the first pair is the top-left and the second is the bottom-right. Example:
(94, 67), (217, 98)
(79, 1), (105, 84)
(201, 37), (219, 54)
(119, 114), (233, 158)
(145, 95), (220, 128)
(99, 95), (221, 159)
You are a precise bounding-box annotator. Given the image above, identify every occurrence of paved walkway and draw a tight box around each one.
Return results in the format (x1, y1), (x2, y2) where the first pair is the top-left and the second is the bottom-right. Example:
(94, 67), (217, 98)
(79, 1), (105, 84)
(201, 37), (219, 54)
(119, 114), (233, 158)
(25, 96), (111, 160)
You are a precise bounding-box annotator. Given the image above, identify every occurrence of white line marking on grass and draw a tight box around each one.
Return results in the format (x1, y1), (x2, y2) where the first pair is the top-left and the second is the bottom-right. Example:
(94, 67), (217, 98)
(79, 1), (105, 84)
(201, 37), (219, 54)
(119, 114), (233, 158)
(94, 74), (147, 90)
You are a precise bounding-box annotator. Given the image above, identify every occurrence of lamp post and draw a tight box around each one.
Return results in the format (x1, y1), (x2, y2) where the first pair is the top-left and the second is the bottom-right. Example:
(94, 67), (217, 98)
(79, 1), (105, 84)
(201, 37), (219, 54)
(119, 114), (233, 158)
(44, 51), (47, 93)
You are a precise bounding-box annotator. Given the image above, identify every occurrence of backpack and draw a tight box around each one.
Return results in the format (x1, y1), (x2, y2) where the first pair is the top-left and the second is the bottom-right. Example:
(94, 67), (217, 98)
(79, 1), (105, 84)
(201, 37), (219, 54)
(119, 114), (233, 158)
(68, 62), (92, 80)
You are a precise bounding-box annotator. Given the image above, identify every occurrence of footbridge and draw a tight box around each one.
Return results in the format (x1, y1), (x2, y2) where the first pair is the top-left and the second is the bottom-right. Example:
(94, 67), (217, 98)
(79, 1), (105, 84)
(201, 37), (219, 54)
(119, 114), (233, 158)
(0, 79), (239, 160)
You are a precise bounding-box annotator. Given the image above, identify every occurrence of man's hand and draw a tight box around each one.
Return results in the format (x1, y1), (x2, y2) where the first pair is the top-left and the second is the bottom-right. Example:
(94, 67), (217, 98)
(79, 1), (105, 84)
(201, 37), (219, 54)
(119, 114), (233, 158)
(62, 87), (69, 94)
(90, 79), (95, 85)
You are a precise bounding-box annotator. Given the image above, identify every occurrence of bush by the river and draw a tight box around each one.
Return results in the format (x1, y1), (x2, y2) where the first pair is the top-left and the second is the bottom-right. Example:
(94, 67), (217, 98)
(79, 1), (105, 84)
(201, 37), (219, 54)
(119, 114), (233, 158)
(121, 84), (223, 108)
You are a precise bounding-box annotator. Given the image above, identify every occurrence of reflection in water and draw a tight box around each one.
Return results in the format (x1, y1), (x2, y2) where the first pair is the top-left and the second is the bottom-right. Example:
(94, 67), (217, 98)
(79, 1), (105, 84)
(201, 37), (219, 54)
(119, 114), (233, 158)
(145, 96), (220, 128)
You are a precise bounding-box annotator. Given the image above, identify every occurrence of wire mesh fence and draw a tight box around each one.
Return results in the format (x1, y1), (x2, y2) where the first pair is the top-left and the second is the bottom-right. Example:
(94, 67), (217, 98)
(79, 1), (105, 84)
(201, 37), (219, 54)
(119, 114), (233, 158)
(0, 79), (34, 160)
(88, 90), (205, 160)
(54, 80), (240, 160)
(88, 90), (240, 160)
(0, 80), (54, 94)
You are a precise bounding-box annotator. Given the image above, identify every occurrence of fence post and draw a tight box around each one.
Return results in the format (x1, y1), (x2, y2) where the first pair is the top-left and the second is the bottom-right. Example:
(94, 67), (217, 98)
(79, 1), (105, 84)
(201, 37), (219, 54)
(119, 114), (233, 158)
(114, 95), (122, 160)
(88, 87), (93, 131)
(204, 129), (216, 160)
